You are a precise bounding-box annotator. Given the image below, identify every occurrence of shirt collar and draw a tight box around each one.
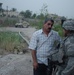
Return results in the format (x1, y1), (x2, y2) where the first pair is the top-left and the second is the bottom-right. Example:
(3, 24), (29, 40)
(41, 29), (53, 37)
(48, 30), (53, 37)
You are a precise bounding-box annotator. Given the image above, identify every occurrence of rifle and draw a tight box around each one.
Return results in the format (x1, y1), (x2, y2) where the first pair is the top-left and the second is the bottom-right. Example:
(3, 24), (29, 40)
(47, 57), (53, 75)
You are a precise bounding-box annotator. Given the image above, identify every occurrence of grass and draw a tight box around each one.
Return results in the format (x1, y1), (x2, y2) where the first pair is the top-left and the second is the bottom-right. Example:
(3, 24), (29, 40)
(0, 31), (28, 54)
(53, 24), (63, 37)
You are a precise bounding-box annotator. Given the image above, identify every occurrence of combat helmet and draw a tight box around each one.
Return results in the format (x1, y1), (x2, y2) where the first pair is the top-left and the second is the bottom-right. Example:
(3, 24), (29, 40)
(62, 20), (74, 30)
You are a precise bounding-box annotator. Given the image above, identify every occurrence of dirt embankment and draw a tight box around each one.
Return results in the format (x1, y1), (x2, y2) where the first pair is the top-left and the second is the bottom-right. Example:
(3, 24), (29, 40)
(0, 52), (33, 75)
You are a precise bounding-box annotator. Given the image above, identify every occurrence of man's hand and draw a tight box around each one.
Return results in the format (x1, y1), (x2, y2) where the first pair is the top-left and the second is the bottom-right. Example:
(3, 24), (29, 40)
(33, 61), (38, 69)
(31, 50), (38, 69)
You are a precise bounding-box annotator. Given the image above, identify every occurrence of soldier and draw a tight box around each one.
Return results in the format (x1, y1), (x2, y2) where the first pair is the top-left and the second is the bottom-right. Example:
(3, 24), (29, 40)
(57, 20), (74, 75)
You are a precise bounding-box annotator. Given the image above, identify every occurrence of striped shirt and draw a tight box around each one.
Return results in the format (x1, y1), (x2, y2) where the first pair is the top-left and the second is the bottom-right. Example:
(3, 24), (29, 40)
(29, 29), (62, 65)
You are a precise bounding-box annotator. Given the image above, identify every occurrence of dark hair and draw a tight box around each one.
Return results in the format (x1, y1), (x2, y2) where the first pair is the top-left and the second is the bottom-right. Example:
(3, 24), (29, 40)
(44, 18), (54, 24)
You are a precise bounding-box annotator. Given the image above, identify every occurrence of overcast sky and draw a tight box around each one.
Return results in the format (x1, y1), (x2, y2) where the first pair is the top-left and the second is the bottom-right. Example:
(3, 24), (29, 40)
(0, 0), (74, 19)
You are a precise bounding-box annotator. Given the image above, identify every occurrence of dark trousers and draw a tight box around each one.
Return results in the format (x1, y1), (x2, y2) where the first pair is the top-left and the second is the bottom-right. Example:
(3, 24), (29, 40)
(33, 63), (47, 75)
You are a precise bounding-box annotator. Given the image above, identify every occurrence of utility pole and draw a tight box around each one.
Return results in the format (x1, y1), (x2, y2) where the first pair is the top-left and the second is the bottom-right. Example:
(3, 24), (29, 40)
(0, 3), (3, 16)
(6, 6), (8, 17)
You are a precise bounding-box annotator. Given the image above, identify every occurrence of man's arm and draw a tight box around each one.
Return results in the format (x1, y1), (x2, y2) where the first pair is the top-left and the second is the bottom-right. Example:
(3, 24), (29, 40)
(31, 50), (38, 69)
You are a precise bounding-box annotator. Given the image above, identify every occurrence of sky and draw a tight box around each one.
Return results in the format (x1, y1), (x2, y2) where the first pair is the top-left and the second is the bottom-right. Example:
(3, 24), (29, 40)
(0, 0), (74, 19)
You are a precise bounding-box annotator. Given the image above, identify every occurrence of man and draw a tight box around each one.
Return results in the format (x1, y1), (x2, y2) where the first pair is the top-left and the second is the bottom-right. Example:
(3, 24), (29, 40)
(57, 20), (74, 75)
(29, 18), (62, 75)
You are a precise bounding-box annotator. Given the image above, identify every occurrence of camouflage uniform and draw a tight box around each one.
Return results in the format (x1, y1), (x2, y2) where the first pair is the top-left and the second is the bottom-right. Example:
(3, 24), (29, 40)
(57, 20), (74, 75)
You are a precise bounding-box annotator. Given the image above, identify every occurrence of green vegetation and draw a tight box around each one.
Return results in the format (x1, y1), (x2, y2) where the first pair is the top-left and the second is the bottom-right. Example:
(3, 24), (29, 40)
(30, 19), (44, 29)
(53, 24), (63, 37)
(0, 32), (28, 54)
(0, 18), (18, 27)
(4, 19), (16, 26)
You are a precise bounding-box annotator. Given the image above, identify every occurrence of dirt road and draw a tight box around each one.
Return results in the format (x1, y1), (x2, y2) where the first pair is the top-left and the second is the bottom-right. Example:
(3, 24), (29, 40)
(0, 27), (37, 38)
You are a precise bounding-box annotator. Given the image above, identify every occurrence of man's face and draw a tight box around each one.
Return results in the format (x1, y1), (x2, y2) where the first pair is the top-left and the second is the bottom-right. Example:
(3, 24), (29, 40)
(63, 29), (69, 37)
(43, 21), (53, 32)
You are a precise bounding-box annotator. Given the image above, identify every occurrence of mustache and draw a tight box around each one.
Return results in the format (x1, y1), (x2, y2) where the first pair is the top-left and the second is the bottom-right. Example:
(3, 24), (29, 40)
(48, 28), (51, 30)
